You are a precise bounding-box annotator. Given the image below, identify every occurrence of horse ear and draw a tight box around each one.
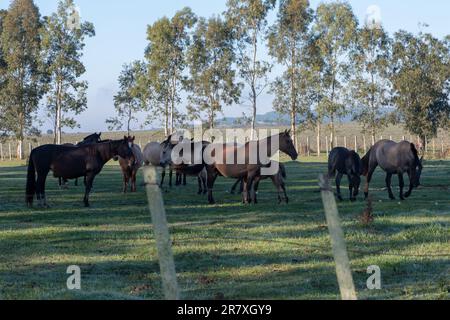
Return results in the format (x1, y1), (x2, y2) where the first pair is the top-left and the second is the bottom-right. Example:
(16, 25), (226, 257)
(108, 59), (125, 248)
(132, 136), (136, 141)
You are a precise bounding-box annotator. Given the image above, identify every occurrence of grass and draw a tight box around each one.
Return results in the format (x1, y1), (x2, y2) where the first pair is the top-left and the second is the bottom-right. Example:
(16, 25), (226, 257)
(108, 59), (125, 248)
(0, 158), (449, 300)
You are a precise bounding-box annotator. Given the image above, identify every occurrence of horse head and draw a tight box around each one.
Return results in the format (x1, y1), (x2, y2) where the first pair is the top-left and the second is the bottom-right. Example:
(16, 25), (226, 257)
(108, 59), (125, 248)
(159, 135), (175, 167)
(279, 130), (298, 161)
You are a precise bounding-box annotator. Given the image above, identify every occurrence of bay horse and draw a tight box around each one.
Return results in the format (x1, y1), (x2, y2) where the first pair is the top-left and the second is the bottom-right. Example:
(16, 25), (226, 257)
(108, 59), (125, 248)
(328, 147), (362, 202)
(26, 137), (134, 208)
(119, 136), (144, 193)
(205, 130), (298, 204)
(231, 161), (288, 204)
(60, 132), (103, 187)
(362, 140), (423, 200)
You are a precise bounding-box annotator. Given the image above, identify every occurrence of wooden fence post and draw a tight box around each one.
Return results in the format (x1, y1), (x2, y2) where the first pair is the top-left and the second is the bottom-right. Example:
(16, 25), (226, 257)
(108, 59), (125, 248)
(326, 136), (329, 157)
(344, 136), (347, 149)
(319, 174), (357, 301)
(144, 166), (180, 300)
(0, 144), (3, 161)
(8, 143), (12, 161)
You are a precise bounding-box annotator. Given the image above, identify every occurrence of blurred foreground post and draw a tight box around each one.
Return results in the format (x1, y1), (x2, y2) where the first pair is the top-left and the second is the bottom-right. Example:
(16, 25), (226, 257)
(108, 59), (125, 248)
(319, 174), (357, 300)
(144, 166), (180, 300)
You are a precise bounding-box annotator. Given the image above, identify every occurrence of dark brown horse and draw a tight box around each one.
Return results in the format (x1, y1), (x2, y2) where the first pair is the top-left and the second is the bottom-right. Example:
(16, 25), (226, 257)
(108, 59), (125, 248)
(362, 140), (423, 200)
(205, 130), (298, 204)
(328, 147), (362, 202)
(60, 132), (103, 187)
(119, 136), (144, 193)
(26, 137), (134, 208)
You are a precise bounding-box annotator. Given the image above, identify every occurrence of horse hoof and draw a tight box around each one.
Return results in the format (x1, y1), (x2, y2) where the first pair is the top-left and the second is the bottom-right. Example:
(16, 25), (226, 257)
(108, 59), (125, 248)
(337, 197), (343, 202)
(350, 198), (356, 202)
(389, 196), (395, 201)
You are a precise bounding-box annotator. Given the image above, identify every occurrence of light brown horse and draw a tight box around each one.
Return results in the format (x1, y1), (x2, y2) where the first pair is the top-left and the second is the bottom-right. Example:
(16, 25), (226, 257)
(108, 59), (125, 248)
(205, 130), (298, 204)
(119, 136), (144, 193)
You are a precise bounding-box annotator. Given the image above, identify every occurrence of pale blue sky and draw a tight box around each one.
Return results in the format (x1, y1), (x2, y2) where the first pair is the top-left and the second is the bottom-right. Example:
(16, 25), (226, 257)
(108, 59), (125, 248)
(1, 0), (449, 132)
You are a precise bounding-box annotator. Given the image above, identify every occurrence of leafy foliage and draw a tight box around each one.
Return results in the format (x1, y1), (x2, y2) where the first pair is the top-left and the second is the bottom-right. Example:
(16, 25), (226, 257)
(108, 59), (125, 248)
(186, 16), (242, 128)
(41, 0), (95, 144)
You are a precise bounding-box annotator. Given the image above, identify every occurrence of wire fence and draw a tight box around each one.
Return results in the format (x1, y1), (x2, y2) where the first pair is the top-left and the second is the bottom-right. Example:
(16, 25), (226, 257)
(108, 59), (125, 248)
(1, 132), (449, 161)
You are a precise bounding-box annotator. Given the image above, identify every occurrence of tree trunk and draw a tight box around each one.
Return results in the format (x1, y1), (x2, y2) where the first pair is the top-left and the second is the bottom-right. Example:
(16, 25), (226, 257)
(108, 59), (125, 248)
(317, 123), (321, 157)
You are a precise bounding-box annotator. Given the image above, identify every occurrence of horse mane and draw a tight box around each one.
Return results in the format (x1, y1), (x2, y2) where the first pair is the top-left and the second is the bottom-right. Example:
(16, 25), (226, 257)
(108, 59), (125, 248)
(410, 143), (422, 167)
(349, 150), (362, 175)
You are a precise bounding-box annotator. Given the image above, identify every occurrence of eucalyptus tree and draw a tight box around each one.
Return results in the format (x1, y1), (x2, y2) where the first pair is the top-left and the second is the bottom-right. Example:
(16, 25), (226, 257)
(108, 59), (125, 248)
(41, 0), (95, 144)
(186, 16), (241, 129)
(311, 1), (358, 148)
(0, 0), (44, 158)
(225, 0), (276, 137)
(107, 61), (147, 136)
(351, 24), (392, 143)
(391, 30), (450, 146)
(268, 0), (313, 147)
(145, 7), (196, 135)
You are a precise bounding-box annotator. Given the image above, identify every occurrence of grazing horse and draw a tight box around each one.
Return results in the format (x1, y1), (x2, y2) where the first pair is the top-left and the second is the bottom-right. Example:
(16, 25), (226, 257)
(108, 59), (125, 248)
(60, 132), (103, 187)
(231, 161), (288, 204)
(205, 130), (298, 204)
(119, 136), (144, 193)
(169, 140), (211, 195)
(328, 147), (362, 202)
(362, 140), (423, 200)
(143, 136), (175, 187)
(26, 137), (134, 208)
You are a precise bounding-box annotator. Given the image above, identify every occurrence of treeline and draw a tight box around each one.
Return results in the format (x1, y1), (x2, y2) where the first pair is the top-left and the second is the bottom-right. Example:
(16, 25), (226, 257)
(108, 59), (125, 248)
(109, 0), (450, 149)
(1, 0), (450, 160)
(0, 0), (94, 158)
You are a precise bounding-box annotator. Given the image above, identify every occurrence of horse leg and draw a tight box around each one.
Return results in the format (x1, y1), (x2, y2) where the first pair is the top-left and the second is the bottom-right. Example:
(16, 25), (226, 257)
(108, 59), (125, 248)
(169, 169), (173, 187)
(252, 176), (261, 204)
(122, 172), (128, 194)
(230, 178), (242, 194)
(37, 171), (49, 208)
(347, 175), (356, 202)
(364, 166), (377, 200)
(84, 173), (95, 207)
(160, 168), (166, 188)
(398, 173), (405, 200)
(183, 173), (187, 186)
(281, 181), (289, 204)
(206, 166), (218, 204)
(130, 169), (136, 192)
(197, 176), (202, 195)
(386, 173), (395, 200)
(242, 177), (249, 204)
(335, 173), (344, 201)
(75, 178), (78, 186)
(404, 169), (415, 198)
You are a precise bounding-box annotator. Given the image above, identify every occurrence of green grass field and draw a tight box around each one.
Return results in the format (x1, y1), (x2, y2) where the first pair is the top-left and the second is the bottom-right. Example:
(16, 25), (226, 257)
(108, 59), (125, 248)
(0, 158), (449, 300)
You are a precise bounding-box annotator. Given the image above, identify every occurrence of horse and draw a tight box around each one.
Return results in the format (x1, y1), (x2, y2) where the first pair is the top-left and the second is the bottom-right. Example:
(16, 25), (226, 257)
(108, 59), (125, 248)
(231, 161), (288, 204)
(119, 136), (144, 193)
(361, 140), (423, 200)
(143, 135), (176, 187)
(26, 137), (134, 208)
(328, 147), (362, 202)
(205, 130), (298, 204)
(60, 132), (103, 187)
(169, 139), (211, 194)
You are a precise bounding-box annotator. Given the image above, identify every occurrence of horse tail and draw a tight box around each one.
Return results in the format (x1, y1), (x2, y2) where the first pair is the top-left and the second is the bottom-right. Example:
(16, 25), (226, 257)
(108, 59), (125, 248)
(361, 148), (371, 176)
(26, 152), (36, 207)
